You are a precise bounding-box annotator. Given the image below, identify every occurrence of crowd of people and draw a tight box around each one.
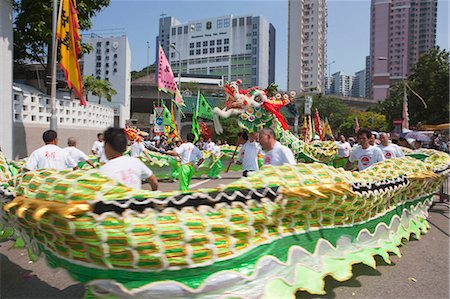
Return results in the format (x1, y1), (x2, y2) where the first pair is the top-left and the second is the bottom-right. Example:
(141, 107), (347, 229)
(19, 125), (447, 193)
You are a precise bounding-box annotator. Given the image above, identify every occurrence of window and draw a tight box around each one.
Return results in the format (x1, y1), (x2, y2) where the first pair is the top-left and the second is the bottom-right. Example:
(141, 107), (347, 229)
(105, 77), (109, 81)
(246, 16), (252, 25)
(252, 38), (257, 45)
(171, 53), (175, 58)
(172, 28), (176, 35)
(224, 46), (229, 52)
(190, 50), (194, 55)
(113, 68), (117, 73)
(195, 22), (202, 31)
(203, 48), (208, 54)
(105, 63), (109, 67)
(224, 38), (229, 44)
(177, 27), (182, 35)
(105, 56), (109, 61)
(96, 55), (101, 60)
(217, 47), (222, 53)
(196, 42), (201, 47)
(106, 41), (110, 46)
(253, 31), (257, 36)
(246, 44), (251, 50)
(105, 70), (109, 75)
(253, 23), (258, 30)
(203, 41), (208, 47)
(217, 19), (223, 28)
(96, 62), (101, 67)
(206, 21), (212, 30)
(232, 18), (237, 27)
(190, 43), (195, 48)
(217, 39), (222, 45)
(210, 48), (215, 53)
(106, 48), (110, 53)
(224, 18), (230, 27)
(196, 49), (201, 55)
(114, 54), (118, 58)
(239, 18), (244, 26)
(210, 40), (215, 46)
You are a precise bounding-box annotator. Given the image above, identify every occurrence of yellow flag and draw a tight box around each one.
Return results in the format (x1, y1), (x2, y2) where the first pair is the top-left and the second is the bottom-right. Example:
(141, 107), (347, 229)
(57, 0), (85, 105)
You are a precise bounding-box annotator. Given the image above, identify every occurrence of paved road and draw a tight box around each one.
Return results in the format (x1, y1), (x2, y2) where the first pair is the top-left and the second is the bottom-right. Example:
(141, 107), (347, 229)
(1, 175), (448, 299)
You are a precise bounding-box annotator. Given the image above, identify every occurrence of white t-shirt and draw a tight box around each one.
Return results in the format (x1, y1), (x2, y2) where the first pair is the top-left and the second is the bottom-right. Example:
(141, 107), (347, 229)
(99, 156), (153, 189)
(206, 142), (215, 152)
(92, 140), (107, 162)
(335, 141), (351, 158)
(349, 145), (385, 170)
(238, 141), (264, 171)
(263, 141), (296, 166)
(378, 143), (404, 159)
(130, 141), (146, 157)
(25, 144), (77, 170)
(63, 146), (89, 163)
(175, 143), (202, 165)
(212, 144), (221, 157)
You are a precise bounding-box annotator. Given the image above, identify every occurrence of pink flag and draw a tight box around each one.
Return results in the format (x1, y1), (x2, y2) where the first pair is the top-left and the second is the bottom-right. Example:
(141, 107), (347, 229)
(157, 45), (184, 105)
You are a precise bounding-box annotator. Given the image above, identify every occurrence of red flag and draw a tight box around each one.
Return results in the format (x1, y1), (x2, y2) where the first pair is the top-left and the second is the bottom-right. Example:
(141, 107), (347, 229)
(157, 45), (183, 105)
(313, 109), (323, 140)
(354, 117), (360, 133)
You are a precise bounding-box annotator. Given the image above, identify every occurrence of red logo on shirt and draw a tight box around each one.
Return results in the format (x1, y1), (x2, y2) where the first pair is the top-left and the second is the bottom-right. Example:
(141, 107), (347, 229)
(240, 150), (245, 158)
(264, 155), (271, 164)
(385, 151), (392, 158)
(44, 151), (56, 159)
(360, 155), (370, 166)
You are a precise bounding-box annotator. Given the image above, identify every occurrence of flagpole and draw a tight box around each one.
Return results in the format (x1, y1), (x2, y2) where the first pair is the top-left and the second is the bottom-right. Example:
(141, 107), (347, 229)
(49, 0), (64, 131)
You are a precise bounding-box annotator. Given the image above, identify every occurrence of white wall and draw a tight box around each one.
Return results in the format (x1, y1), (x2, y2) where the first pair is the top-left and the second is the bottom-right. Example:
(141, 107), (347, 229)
(0, 0), (13, 159)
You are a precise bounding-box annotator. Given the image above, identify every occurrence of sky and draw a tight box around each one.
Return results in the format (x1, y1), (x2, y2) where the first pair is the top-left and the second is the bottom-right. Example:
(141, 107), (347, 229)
(87, 0), (449, 90)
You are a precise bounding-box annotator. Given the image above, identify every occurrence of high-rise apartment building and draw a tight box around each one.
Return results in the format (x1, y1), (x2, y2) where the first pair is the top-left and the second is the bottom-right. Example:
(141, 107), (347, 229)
(352, 69), (366, 98)
(157, 15), (275, 88)
(288, 0), (327, 94)
(370, 0), (437, 100)
(330, 71), (355, 97)
(82, 34), (131, 127)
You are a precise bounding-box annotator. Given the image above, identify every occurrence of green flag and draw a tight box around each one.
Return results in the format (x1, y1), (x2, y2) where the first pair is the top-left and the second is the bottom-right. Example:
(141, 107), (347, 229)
(192, 109), (200, 143)
(197, 92), (213, 120)
(162, 104), (175, 131)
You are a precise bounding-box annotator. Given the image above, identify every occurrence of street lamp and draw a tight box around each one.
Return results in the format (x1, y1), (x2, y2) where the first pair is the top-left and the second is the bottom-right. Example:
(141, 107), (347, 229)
(146, 41), (150, 77)
(169, 43), (181, 135)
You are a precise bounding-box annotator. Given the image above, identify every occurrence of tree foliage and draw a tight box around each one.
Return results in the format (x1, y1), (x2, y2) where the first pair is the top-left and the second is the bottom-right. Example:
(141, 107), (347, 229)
(13, 0), (111, 67)
(131, 64), (156, 81)
(83, 75), (117, 104)
(214, 117), (242, 145)
(373, 47), (450, 129)
(339, 111), (388, 135)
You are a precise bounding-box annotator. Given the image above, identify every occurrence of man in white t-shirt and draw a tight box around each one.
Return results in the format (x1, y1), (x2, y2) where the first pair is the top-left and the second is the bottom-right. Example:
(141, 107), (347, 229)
(208, 139), (223, 179)
(335, 134), (352, 158)
(92, 133), (107, 163)
(347, 128), (385, 171)
(99, 128), (158, 190)
(25, 130), (78, 171)
(64, 137), (96, 168)
(205, 138), (215, 152)
(259, 128), (296, 166)
(237, 132), (264, 177)
(378, 132), (404, 159)
(165, 133), (204, 191)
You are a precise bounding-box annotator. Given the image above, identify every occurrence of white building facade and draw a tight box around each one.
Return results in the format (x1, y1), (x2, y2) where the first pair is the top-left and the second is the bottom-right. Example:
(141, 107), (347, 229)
(330, 71), (355, 97)
(12, 83), (114, 158)
(158, 15), (276, 88)
(288, 0), (327, 94)
(82, 34), (131, 127)
(0, 0), (13, 158)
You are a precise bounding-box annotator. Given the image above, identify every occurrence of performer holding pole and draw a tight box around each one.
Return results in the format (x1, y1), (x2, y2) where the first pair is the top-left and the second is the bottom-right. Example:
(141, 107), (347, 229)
(225, 132), (245, 173)
(165, 133), (204, 191)
(208, 139), (223, 179)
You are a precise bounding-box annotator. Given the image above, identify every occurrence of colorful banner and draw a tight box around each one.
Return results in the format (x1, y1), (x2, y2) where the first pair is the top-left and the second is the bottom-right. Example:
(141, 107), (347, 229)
(157, 45), (183, 106)
(57, 0), (85, 106)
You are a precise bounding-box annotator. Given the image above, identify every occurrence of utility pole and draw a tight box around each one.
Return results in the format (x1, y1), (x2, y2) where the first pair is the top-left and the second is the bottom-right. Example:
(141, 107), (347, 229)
(146, 41), (150, 78)
(49, 0), (60, 131)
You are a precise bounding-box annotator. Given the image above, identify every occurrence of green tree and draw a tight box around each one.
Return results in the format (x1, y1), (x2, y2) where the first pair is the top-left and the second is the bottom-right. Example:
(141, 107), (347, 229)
(372, 47), (450, 128)
(13, 0), (111, 81)
(408, 47), (449, 125)
(83, 76), (117, 104)
(339, 111), (388, 135)
(131, 64), (156, 80)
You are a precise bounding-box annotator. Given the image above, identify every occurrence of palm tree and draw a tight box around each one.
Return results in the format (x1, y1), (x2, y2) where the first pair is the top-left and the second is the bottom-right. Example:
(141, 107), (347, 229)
(83, 76), (117, 104)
